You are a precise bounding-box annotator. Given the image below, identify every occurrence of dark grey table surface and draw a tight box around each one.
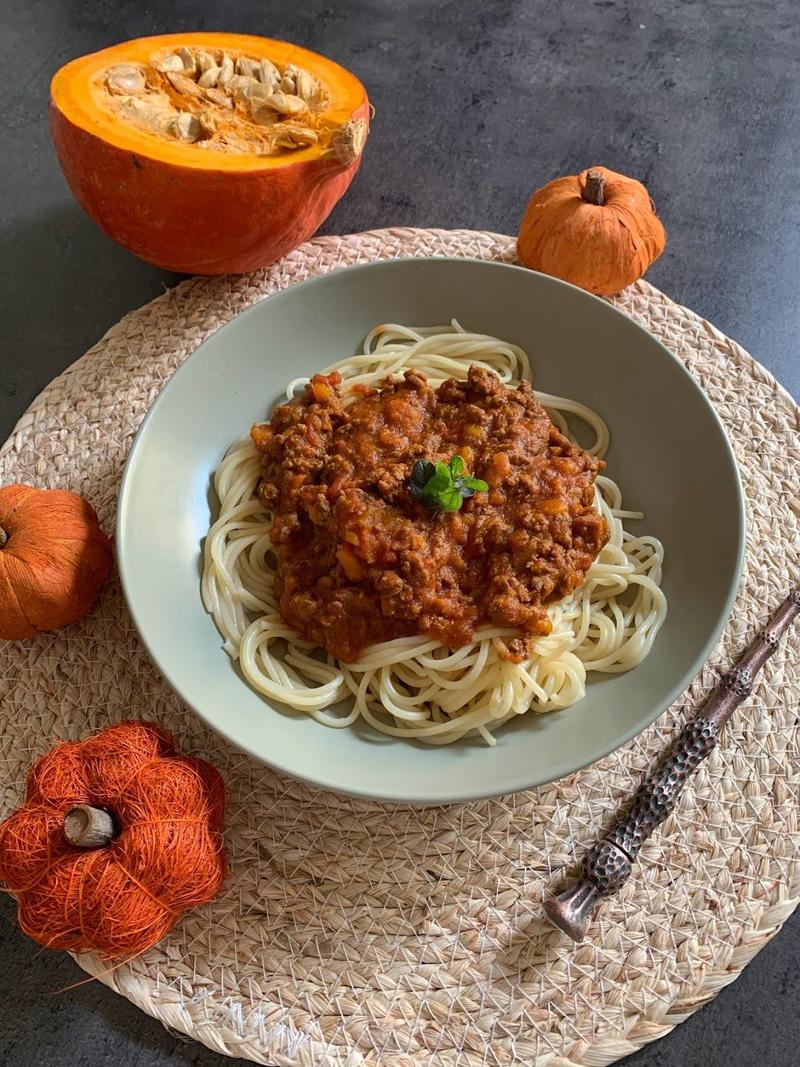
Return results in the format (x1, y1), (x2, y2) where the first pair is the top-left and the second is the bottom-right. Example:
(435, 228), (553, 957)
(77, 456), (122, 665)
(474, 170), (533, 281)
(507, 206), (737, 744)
(1, 2), (798, 1065)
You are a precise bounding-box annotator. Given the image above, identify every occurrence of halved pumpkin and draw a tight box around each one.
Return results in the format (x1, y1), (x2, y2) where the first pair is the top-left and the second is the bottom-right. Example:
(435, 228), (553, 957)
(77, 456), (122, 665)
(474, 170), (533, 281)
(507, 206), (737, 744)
(50, 33), (370, 274)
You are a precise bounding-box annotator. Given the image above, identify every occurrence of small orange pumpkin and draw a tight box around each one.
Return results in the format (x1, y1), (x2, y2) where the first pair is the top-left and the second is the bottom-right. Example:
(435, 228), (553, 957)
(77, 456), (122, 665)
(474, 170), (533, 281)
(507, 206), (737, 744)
(0, 720), (226, 957)
(0, 485), (113, 640)
(517, 166), (666, 296)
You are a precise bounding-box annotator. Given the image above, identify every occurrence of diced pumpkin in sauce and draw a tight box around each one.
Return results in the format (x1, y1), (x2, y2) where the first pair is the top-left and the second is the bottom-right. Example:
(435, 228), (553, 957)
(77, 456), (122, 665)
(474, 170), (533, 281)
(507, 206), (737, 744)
(311, 380), (333, 402)
(487, 451), (512, 487)
(540, 497), (567, 514)
(251, 423), (272, 449)
(336, 544), (364, 580)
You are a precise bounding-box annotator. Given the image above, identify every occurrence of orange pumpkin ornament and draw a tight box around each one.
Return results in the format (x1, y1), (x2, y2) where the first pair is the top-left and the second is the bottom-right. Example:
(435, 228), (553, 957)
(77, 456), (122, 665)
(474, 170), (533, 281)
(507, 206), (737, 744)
(0, 485), (113, 640)
(50, 33), (370, 274)
(0, 721), (226, 957)
(517, 166), (666, 296)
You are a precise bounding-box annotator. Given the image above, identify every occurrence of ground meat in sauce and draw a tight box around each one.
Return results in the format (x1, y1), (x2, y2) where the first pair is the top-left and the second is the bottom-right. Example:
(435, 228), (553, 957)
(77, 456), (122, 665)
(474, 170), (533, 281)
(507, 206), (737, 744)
(252, 365), (609, 663)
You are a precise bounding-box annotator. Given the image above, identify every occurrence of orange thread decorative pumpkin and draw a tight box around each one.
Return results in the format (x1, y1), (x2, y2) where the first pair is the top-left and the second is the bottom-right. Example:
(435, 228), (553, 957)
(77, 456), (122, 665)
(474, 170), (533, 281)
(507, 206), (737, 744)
(0, 721), (226, 957)
(0, 485), (113, 640)
(50, 33), (370, 274)
(517, 166), (666, 296)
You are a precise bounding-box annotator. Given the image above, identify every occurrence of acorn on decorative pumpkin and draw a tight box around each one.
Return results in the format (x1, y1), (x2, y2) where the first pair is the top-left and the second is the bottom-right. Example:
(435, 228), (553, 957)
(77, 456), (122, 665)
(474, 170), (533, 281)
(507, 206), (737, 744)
(50, 32), (370, 274)
(0, 485), (113, 640)
(517, 166), (666, 296)
(0, 721), (226, 957)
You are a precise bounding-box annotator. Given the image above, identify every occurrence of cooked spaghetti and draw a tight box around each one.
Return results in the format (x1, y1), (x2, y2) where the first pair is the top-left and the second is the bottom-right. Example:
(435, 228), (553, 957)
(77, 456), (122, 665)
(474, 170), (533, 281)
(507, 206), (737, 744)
(202, 322), (666, 745)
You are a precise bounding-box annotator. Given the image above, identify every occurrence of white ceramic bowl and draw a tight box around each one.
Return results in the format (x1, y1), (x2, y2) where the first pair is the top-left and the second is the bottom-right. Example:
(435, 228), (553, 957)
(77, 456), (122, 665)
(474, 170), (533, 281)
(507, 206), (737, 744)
(117, 258), (744, 804)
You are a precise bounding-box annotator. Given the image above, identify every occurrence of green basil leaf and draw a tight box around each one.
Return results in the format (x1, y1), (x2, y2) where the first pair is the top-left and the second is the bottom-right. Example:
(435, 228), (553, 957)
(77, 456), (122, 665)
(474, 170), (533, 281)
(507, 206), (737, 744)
(459, 477), (489, 493)
(410, 459), (436, 489)
(421, 470), (451, 497)
(409, 455), (488, 513)
(449, 454), (465, 478)
(438, 485), (464, 511)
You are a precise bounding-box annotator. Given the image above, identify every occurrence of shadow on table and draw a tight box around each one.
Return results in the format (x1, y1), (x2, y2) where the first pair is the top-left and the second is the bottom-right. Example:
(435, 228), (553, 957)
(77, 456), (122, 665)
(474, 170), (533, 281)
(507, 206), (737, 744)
(71, 974), (248, 1067)
(0, 894), (239, 1065)
(0, 201), (180, 438)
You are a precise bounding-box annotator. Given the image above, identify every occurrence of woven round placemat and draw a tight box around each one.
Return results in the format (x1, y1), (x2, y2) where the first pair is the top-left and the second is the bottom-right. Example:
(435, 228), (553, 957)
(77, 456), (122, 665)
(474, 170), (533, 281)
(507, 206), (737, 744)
(1, 228), (798, 1066)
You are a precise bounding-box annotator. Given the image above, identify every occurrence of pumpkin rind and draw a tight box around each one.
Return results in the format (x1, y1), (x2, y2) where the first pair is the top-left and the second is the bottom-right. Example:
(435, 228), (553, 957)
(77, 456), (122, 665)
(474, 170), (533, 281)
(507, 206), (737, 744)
(517, 165), (666, 296)
(0, 485), (113, 640)
(49, 33), (370, 274)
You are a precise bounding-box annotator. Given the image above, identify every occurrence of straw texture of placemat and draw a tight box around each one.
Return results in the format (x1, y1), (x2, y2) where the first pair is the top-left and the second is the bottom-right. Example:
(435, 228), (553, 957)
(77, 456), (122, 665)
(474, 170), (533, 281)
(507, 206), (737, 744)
(0, 228), (798, 1067)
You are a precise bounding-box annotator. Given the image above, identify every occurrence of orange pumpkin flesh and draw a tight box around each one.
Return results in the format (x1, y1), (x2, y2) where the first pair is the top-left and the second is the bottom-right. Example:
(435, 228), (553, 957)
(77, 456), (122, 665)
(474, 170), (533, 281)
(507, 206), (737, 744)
(517, 166), (666, 296)
(0, 486), (113, 640)
(50, 34), (370, 274)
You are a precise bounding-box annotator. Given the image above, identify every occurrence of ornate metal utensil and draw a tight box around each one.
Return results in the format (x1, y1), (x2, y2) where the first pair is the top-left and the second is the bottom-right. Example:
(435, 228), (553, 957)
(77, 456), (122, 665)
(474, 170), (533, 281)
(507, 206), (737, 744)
(545, 586), (800, 941)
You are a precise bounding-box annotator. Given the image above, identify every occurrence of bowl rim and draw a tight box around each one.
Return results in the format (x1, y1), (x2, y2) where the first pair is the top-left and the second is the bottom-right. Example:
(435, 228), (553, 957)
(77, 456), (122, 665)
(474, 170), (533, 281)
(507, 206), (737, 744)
(117, 256), (746, 804)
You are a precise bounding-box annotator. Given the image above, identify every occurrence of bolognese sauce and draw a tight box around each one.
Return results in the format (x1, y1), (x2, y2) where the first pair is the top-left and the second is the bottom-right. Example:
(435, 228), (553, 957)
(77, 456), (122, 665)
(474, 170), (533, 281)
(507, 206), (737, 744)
(252, 365), (608, 663)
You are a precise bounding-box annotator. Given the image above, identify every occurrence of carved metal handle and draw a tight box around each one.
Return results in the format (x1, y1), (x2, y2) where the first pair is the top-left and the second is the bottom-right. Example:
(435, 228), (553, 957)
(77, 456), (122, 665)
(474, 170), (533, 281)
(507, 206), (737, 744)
(545, 586), (800, 941)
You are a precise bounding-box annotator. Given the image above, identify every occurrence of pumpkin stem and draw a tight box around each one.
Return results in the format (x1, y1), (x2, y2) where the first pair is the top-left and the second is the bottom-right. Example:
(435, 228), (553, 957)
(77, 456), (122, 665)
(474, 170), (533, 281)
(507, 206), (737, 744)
(582, 169), (605, 206)
(63, 804), (115, 849)
(0, 526), (6, 549)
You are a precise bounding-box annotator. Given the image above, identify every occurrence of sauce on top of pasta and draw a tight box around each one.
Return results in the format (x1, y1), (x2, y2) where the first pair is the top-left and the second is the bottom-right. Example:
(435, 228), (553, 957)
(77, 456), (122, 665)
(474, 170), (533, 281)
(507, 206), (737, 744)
(252, 365), (608, 662)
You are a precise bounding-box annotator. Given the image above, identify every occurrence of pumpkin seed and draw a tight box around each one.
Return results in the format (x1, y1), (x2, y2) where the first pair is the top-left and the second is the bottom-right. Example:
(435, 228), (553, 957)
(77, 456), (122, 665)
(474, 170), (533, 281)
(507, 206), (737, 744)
(294, 69), (318, 102)
(236, 56), (260, 78)
(263, 92), (307, 116)
(166, 71), (205, 99)
(120, 96), (171, 134)
(272, 122), (318, 147)
(260, 72), (282, 94)
(197, 110), (219, 135)
(218, 53), (234, 86)
(106, 64), (146, 94)
(258, 58), (281, 87)
(204, 87), (234, 109)
(195, 49), (216, 75)
(249, 81), (283, 102)
(227, 74), (252, 97)
(250, 101), (280, 126)
(197, 65), (221, 88)
(154, 52), (184, 73)
(177, 47), (196, 75)
(169, 112), (203, 142)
